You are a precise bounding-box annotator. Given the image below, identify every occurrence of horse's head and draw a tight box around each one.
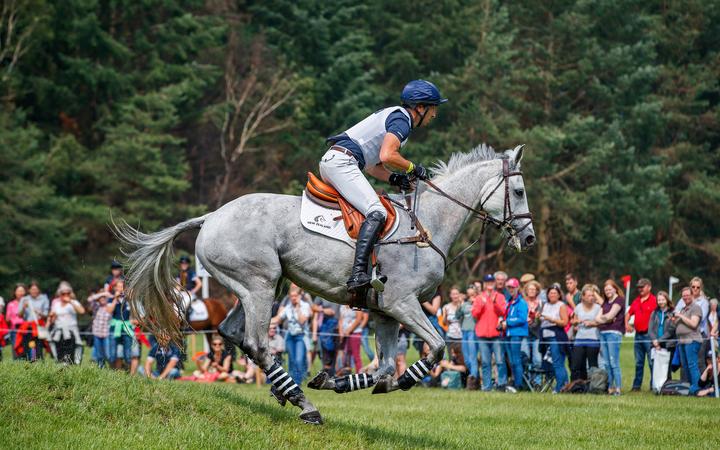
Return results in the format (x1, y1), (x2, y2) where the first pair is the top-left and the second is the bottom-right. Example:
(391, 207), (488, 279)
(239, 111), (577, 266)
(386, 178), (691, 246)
(479, 145), (535, 252)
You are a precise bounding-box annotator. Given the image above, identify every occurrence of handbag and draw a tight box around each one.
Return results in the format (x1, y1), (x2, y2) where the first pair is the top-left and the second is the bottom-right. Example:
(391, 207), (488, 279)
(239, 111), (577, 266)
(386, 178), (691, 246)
(651, 348), (671, 393)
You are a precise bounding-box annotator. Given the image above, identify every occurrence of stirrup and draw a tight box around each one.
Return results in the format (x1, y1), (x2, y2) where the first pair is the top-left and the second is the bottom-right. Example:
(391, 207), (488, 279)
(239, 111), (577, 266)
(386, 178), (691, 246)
(370, 266), (387, 292)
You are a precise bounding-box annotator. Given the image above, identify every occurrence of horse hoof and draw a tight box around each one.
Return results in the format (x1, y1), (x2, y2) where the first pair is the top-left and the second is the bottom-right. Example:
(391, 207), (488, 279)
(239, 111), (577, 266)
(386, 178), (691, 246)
(371, 375), (396, 394)
(307, 371), (329, 390)
(270, 386), (287, 407)
(300, 410), (324, 425)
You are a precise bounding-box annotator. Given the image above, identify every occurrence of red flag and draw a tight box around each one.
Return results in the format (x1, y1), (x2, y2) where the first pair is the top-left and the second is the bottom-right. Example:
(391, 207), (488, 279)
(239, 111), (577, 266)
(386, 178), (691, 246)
(620, 275), (631, 288)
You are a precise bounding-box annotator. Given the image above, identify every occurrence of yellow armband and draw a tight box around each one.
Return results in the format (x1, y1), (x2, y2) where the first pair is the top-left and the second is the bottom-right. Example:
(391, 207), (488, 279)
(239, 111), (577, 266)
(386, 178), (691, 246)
(406, 161), (415, 174)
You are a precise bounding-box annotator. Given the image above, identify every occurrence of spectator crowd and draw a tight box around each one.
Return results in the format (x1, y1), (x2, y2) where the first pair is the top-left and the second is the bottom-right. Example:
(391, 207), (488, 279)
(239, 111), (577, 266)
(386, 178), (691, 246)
(1, 261), (718, 398)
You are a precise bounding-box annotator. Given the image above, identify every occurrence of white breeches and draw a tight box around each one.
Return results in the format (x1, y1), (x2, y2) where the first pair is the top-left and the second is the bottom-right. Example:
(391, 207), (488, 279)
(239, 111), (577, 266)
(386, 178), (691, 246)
(319, 148), (386, 219)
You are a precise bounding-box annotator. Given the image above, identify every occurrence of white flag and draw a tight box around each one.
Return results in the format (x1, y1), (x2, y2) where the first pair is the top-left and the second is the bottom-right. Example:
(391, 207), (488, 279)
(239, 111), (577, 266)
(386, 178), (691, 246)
(669, 276), (679, 285)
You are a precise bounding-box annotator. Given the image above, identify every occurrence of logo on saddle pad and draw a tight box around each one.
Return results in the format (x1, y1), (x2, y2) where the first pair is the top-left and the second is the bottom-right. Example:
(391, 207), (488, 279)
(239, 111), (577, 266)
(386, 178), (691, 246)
(309, 214), (332, 229)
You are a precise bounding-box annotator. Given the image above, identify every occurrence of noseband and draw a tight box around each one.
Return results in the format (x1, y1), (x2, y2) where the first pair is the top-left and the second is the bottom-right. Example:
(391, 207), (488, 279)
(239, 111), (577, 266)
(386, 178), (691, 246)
(477, 159), (533, 236)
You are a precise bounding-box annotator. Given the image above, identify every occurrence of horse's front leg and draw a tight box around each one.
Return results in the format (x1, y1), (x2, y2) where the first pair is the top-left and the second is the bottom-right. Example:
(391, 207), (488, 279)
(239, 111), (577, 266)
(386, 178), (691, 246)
(372, 295), (445, 394)
(308, 311), (399, 393)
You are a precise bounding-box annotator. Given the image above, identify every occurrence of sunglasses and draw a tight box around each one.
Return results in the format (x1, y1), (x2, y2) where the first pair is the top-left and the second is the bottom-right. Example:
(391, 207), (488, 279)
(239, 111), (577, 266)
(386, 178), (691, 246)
(212, 342), (223, 346)
(691, 286), (701, 289)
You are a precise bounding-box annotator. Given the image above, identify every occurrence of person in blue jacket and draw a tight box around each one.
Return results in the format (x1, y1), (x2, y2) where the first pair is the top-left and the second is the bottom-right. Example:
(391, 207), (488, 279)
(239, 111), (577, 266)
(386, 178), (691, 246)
(504, 277), (529, 390)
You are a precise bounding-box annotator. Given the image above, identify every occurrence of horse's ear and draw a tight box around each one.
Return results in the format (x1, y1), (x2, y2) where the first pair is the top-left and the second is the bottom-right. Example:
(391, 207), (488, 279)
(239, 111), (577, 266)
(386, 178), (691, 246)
(512, 144), (525, 168)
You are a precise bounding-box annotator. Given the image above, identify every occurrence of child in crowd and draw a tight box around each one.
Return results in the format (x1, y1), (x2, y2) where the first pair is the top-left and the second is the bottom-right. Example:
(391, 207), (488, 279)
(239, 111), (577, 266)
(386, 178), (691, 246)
(87, 289), (112, 368)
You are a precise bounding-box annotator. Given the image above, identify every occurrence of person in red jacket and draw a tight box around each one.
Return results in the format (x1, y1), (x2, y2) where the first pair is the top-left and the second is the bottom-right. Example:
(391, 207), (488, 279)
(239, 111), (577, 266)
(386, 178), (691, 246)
(472, 274), (508, 391)
(625, 278), (657, 391)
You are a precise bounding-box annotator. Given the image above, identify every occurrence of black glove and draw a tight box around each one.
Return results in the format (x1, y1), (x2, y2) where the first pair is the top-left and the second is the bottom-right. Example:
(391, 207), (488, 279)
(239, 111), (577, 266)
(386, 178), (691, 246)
(389, 173), (412, 191)
(411, 163), (428, 181)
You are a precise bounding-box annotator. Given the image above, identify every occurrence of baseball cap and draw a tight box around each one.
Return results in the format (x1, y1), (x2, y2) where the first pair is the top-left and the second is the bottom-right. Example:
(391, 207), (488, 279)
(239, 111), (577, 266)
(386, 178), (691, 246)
(506, 278), (520, 288)
(636, 278), (651, 287)
(483, 274), (495, 282)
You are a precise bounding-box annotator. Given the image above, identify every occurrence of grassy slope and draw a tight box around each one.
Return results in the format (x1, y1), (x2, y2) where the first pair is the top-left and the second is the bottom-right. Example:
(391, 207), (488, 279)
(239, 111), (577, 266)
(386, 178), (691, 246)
(1, 360), (717, 450)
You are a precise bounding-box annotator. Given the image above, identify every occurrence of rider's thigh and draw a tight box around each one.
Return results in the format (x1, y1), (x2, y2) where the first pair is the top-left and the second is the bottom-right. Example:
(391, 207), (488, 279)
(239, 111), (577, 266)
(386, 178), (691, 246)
(320, 151), (386, 218)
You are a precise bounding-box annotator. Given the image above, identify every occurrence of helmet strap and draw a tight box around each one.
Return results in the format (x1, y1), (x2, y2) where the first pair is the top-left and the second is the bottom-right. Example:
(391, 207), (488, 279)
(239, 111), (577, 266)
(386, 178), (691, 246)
(414, 105), (429, 128)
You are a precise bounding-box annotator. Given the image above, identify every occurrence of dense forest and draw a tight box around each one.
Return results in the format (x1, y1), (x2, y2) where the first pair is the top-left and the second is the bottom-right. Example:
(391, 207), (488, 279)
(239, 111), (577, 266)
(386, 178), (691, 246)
(1, 0), (719, 296)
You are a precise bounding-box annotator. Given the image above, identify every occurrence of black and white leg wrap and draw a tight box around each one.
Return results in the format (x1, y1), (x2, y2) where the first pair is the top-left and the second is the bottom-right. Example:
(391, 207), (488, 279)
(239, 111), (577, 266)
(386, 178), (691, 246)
(265, 362), (302, 398)
(398, 358), (432, 390)
(334, 373), (376, 393)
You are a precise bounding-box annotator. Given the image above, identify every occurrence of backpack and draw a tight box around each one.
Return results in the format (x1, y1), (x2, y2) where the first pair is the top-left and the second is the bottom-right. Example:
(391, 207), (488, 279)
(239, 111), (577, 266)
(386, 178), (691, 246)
(319, 317), (338, 352)
(441, 370), (462, 389)
(588, 367), (608, 394)
(562, 379), (589, 394)
(660, 380), (691, 396)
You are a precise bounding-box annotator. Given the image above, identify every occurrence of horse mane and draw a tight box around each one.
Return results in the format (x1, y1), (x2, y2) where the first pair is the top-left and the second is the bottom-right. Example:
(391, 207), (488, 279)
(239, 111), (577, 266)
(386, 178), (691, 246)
(430, 143), (510, 179)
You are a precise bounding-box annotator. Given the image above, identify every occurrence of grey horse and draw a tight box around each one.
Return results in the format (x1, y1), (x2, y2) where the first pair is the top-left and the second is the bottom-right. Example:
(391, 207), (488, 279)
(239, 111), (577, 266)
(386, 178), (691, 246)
(115, 144), (534, 424)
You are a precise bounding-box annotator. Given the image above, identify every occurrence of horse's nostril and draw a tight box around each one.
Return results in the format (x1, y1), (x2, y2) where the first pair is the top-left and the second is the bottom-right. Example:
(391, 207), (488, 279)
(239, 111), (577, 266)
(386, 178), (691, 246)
(525, 235), (535, 246)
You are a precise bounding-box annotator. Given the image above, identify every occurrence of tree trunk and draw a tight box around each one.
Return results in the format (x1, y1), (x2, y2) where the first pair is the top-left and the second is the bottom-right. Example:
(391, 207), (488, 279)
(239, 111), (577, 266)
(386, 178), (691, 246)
(536, 198), (550, 276)
(215, 160), (233, 208)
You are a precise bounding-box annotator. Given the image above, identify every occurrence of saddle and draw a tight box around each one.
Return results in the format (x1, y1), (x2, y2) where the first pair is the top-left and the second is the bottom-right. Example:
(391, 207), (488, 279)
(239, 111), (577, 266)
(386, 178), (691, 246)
(305, 172), (397, 240)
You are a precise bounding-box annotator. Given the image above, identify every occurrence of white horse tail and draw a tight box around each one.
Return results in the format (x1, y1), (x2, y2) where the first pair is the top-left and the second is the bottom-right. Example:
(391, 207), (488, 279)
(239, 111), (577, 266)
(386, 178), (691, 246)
(113, 214), (210, 345)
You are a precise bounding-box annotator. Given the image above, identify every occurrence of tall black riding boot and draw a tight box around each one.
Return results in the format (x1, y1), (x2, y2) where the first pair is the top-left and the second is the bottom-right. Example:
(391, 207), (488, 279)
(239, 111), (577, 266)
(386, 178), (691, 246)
(346, 210), (386, 293)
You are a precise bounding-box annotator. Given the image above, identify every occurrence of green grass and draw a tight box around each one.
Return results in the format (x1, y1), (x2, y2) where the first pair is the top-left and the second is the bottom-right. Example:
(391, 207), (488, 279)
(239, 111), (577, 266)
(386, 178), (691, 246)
(1, 340), (718, 449)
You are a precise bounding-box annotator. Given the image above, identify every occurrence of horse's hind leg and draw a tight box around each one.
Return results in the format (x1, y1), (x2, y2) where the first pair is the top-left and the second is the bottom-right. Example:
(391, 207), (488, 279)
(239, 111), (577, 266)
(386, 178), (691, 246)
(308, 311), (398, 394)
(214, 273), (322, 425)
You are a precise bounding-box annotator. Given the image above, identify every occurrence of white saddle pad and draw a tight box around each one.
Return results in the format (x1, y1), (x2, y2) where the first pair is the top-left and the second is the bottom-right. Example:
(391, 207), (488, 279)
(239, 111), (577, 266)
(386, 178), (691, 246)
(188, 300), (209, 322)
(300, 190), (400, 247)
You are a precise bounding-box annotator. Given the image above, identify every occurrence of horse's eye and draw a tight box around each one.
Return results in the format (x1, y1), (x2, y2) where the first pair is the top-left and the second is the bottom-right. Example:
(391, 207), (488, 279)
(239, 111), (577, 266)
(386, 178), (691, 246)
(514, 188), (524, 197)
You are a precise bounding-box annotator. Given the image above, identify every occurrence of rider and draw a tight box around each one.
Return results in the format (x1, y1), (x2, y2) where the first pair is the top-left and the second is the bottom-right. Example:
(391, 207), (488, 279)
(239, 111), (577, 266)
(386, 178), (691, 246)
(321, 79), (447, 293)
(176, 255), (202, 299)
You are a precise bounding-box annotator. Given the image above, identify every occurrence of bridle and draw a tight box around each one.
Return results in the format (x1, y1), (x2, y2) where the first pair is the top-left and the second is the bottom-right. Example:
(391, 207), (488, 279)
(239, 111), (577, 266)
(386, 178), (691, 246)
(378, 158), (533, 268)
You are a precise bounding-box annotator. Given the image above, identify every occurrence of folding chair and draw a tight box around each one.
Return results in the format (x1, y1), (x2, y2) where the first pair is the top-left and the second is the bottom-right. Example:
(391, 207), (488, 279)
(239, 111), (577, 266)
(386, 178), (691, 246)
(524, 366), (555, 393)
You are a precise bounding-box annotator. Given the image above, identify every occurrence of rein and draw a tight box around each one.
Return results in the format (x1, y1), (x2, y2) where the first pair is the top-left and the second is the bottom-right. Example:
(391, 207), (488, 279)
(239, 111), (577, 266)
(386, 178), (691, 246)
(377, 159), (532, 269)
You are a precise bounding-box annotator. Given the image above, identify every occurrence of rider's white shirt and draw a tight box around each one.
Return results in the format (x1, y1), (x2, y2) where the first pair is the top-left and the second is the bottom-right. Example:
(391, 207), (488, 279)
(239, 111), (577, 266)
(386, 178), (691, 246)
(344, 106), (411, 168)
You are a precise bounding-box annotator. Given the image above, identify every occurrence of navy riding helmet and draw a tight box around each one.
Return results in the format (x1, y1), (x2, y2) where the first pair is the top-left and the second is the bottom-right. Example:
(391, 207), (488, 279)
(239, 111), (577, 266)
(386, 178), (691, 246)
(400, 79), (448, 106)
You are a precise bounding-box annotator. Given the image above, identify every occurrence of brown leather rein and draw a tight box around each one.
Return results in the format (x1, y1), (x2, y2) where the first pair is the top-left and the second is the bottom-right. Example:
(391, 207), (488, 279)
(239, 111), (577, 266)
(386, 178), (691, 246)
(377, 158), (533, 269)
